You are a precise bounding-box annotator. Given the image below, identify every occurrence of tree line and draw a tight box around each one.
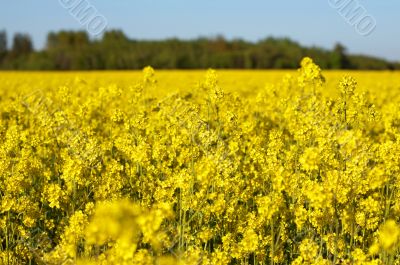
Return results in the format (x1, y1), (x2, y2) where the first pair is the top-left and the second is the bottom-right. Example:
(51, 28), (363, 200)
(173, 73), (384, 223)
(0, 29), (398, 70)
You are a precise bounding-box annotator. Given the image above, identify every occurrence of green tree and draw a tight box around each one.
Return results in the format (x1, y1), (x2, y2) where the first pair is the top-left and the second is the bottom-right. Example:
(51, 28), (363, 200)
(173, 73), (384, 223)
(0, 30), (7, 64)
(330, 43), (351, 69)
(0, 29), (398, 70)
(11, 33), (33, 58)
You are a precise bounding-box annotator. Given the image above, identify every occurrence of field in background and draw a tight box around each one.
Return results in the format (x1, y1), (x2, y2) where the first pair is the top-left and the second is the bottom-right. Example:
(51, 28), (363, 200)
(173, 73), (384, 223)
(1, 60), (400, 264)
(1, 69), (400, 97)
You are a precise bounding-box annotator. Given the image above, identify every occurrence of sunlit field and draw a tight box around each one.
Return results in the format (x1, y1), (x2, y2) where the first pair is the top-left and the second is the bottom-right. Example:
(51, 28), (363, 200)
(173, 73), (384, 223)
(1, 69), (399, 97)
(1, 58), (400, 264)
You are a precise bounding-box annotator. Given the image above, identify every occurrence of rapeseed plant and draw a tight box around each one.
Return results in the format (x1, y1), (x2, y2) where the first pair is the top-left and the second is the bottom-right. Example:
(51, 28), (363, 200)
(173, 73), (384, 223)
(0, 59), (399, 264)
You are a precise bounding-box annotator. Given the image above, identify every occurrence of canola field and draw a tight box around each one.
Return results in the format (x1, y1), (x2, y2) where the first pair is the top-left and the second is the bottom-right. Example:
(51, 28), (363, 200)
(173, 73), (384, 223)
(1, 58), (400, 264)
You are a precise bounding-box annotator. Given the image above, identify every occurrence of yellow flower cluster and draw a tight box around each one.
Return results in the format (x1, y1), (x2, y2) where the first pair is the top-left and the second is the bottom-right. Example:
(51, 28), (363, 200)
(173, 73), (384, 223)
(1, 58), (400, 264)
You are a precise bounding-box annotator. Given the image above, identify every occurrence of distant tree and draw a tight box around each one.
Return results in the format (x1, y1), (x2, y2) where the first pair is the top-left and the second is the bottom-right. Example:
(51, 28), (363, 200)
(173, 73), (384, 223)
(0, 30), (7, 64)
(331, 43), (351, 69)
(47, 31), (89, 50)
(0, 29), (397, 70)
(103, 30), (129, 44)
(11, 33), (33, 58)
(0, 30), (7, 53)
(46, 32), (57, 50)
(45, 31), (91, 70)
(99, 30), (132, 69)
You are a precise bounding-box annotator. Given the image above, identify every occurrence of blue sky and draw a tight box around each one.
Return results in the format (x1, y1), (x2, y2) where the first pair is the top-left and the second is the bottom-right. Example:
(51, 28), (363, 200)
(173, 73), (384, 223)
(1, 0), (399, 61)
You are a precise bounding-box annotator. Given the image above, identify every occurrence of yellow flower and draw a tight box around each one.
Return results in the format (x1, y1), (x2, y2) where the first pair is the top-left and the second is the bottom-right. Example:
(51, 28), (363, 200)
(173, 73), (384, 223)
(378, 220), (400, 252)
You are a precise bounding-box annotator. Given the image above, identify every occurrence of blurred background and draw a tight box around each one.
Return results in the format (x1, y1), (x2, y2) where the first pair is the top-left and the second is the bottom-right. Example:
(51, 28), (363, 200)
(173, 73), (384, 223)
(0, 0), (399, 70)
